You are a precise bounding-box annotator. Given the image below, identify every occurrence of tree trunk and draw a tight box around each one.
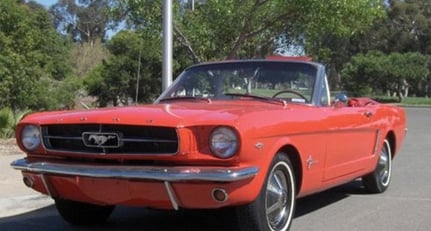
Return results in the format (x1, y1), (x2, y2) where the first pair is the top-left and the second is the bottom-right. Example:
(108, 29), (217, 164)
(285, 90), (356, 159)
(396, 90), (404, 103)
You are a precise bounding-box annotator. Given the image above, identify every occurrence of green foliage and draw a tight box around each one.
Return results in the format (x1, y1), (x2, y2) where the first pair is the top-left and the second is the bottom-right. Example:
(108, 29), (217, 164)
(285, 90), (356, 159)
(50, 0), (118, 43)
(0, 108), (14, 138)
(296, 1), (385, 90)
(341, 51), (429, 101)
(85, 31), (162, 106)
(115, 0), (384, 62)
(177, 0), (289, 60)
(1, 0), (428, 110)
(70, 39), (110, 77)
(349, 0), (431, 96)
(299, 0), (384, 41)
(0, 107), (31, 138)
(86, 0), (385, 105)
(0, 0), (73, 111)
(360, 0), (431, 54)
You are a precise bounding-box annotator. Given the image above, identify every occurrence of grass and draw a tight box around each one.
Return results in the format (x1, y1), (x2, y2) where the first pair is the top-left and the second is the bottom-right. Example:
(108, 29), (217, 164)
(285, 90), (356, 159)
(401, 97), (431, 106)
(371, 96), (431, 106)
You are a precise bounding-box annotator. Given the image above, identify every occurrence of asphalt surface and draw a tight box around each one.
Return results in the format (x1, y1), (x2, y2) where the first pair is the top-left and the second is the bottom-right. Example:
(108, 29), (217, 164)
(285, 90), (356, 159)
(0, 107), (430, 231)
(0, 154), (53, 218)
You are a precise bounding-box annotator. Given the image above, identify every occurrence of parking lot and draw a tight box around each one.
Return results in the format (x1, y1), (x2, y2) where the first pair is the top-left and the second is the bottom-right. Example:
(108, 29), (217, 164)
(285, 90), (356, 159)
(0, 107), (430, 231)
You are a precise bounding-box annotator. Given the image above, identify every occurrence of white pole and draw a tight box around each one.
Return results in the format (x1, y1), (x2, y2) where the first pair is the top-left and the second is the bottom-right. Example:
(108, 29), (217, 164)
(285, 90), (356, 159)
(162, 0), (173, 91)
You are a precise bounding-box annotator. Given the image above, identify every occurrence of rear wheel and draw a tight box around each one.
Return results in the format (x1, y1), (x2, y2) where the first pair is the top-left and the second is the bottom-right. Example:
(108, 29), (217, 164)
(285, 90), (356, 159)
(54, 198), (115, 226)
(362, 139), (392, 193)
(236, 153), (296, 231)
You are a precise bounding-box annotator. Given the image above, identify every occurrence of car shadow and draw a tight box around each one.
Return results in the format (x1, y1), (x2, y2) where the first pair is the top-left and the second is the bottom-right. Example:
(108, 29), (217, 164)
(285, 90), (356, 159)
(0, 180), (370, 231)
(295, 179), (367, 218)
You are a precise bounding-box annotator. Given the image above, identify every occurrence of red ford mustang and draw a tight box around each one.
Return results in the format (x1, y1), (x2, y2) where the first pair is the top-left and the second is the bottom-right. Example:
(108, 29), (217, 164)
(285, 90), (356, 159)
(11, 59), (406, 231)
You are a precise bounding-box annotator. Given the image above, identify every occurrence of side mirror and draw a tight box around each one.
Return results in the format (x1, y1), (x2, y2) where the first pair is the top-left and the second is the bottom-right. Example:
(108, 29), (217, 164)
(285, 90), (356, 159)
(334, 93), (348, 103)
(333, 93), (348, 108)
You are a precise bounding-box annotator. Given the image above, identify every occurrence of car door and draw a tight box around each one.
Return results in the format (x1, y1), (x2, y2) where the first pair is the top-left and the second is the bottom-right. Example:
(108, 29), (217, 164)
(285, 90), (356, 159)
(323, 105), (379, 181)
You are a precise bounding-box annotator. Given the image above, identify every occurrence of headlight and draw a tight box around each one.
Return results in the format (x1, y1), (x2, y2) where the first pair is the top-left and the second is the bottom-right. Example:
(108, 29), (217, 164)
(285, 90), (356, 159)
(21, 125), (41, 151)
(209, 127), (239, 159)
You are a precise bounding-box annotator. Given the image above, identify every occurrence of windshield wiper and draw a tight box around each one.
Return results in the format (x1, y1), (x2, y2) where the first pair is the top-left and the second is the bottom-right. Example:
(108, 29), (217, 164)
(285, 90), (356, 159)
(224, 93), (287, 106)
(158, 96), (212, 103)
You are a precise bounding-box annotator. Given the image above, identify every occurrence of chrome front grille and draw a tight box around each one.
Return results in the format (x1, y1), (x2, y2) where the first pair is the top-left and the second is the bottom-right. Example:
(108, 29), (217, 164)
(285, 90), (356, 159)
(41, 124), (178, 154)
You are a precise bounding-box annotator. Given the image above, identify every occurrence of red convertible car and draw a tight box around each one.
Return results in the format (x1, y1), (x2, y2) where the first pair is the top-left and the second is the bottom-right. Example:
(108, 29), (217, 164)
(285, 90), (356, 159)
(11, 59), (406, 231)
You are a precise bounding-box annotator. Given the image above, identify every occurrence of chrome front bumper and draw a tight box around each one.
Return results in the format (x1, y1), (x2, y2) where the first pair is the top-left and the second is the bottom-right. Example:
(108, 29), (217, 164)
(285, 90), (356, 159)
(10, 158), (259, 182)
(11, 158), (259, 210)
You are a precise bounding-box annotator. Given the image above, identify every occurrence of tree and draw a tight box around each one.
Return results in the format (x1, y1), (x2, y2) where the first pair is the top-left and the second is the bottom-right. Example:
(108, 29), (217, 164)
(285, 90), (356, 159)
(81, 0), (385, 106)
(114, 0), (385, 63)
(0, 0), (74, 111)
(354, 0), (431, 54)
(69, 39), (110, 77)
(294, 0), (385, 90)
(350, 0), (431, 96)
(50, 0), (118, 44)
(85, 31), (162, 106)
(84, 0), (386, 105)
(341, 51), (429, 101)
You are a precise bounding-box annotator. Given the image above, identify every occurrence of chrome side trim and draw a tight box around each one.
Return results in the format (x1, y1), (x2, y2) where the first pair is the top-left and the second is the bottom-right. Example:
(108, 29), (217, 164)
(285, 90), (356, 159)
(373, 129), (382, 155)
(11, 159), (259, 182)
(164, 181), (179, 210)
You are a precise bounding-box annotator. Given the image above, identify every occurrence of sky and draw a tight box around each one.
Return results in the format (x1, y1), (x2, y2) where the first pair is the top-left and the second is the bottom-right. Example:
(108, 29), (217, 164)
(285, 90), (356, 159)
(33, 0), (57, 8)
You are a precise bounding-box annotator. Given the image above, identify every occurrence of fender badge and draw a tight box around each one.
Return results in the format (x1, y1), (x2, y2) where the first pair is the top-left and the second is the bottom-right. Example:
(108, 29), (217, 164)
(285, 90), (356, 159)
(306, 155), (319, 169)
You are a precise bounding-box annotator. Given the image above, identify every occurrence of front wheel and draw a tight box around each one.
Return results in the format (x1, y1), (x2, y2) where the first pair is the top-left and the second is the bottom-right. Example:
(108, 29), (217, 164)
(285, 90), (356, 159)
(54, 198), (115, 226)
(362, 139), (392, 193)
(236, 153), (296, 231)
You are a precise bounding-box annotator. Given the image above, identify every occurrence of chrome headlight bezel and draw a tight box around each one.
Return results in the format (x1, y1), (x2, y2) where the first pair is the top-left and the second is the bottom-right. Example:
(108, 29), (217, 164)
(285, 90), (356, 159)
(209, 126), (239, 159)
(21, 125), (41, 151)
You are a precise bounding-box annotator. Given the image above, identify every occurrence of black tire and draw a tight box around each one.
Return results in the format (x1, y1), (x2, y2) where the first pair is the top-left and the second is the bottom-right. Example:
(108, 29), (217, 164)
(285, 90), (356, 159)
(236, 153), (296, 231)
(362, 139), (392, 193)
(54, 198), (115, 226)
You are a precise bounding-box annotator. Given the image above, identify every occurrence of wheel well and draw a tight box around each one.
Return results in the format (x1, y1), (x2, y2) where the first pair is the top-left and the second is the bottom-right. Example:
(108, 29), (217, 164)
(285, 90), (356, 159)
(386, 131), (396, 158)
(279, 145), (302, 194)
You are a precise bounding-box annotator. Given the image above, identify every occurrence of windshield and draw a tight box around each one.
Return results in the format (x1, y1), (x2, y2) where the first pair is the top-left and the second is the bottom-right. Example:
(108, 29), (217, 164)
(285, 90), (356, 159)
(157, 61), (318, 104)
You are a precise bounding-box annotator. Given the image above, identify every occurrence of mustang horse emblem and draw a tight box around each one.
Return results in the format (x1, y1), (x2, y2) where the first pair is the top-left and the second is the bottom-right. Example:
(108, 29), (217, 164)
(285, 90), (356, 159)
(88, 135), (116, 146)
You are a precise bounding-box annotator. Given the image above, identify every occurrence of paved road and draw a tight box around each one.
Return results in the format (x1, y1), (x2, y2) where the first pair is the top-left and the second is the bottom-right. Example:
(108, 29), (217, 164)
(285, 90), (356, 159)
(0, 107), (430, 231)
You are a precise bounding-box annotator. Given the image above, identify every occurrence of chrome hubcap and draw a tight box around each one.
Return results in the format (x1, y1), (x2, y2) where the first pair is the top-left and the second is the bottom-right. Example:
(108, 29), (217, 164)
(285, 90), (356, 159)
(265, 162), (294, 230)
(378, 141), (392, 186)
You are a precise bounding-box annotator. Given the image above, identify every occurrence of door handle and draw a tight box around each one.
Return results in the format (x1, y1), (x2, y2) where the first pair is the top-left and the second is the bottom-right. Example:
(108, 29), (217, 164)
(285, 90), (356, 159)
(363, 111), (373, 117)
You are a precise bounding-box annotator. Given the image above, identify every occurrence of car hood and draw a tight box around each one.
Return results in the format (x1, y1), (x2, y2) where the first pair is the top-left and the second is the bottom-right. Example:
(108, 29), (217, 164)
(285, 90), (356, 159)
(21, 101), (305, 128)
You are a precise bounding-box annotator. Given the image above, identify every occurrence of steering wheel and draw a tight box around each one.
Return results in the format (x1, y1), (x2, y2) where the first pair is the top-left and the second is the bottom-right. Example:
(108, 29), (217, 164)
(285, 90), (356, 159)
(272, 90), (309, 103)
